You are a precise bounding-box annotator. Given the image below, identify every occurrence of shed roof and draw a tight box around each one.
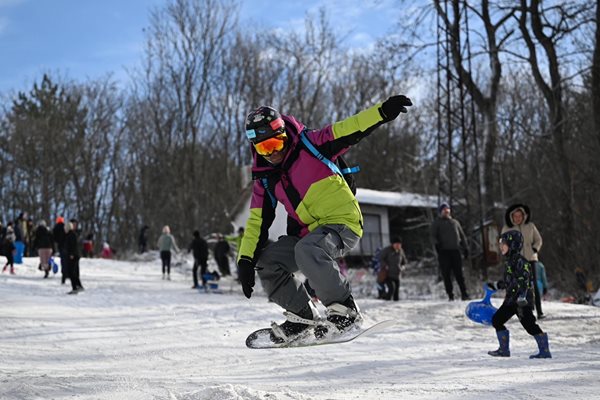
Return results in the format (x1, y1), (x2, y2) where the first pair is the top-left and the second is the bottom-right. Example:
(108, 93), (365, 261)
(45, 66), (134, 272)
(356, 188), (438, 209)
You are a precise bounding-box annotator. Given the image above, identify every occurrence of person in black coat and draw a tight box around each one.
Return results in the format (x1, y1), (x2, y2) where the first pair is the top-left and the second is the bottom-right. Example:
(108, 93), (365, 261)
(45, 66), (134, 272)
(65, 219), (84, 294)
(213, 234), (231, 276)
(33, 221), (54, 278)
(53, 217), (67, 284)
(188, 230), (209, 288)
(487, 230), (551, 359)
(138, 225), (149, 254)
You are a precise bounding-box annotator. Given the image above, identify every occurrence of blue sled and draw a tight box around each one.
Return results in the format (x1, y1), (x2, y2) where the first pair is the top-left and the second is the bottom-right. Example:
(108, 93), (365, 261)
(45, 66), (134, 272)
(465, 284), (498, 326)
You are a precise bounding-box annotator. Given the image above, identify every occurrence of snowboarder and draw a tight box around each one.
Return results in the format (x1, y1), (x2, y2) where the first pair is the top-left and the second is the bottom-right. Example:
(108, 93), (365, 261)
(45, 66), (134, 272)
(237, 95), (413, 344)
(487, 230), (551, 359)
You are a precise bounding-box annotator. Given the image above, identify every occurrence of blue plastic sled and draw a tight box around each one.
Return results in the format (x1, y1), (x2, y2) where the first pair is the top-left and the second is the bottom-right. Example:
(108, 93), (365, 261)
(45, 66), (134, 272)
(50, 257), (59, 274)
(14, 241), (25, 264)
(465, 284), (498, 326)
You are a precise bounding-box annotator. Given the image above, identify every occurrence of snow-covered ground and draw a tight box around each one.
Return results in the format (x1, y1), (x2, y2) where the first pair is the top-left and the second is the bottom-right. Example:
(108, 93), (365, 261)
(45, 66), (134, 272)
(1, 256), (599, 400)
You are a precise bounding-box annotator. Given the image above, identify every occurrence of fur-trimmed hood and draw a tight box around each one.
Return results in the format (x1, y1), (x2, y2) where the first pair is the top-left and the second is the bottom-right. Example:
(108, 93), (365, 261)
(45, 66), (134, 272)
(504, 203), (531, 227)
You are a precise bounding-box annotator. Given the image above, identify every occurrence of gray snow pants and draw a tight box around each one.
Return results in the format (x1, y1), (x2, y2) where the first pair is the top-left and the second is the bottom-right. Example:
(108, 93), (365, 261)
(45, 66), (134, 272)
(256, 224), (360, 314)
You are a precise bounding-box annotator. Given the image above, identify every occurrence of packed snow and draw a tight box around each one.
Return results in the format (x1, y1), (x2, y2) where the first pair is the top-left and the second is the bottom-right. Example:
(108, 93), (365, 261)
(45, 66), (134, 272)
(1, 255), (599, 400)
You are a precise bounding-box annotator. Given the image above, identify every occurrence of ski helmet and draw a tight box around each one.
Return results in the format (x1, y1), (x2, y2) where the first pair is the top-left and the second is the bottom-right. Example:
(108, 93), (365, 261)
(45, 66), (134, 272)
(245, 106), (286, 144)
(499, 230), (523, 253)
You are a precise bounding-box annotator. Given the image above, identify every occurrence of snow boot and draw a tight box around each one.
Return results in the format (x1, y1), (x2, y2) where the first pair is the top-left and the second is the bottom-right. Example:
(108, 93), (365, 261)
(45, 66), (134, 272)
(2, 265), (7, 273)
(67, 289), (78, 295)
(488, 330), (510, 357)
(44, 270), (49, 278)
(529, 333), (552, 359)
(10, 266), (15, 275)
(324, 295), (363, 335)
(270, 302), (320, 344)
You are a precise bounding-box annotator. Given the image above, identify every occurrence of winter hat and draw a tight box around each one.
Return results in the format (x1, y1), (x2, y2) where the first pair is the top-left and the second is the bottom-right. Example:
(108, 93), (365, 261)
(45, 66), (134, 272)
(56, 216), (64, 224)
(193, 230), (200, 238)
(390, 236), (402, 244)
(438, 202), (450, 214)
(499, 230), (523, 254)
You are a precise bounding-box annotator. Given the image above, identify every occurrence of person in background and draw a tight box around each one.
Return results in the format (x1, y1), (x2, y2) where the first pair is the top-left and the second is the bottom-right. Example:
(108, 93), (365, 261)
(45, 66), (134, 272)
(536, 260), (548, 300)
(53, 216), (67, 284)
(188, 230), (209, 289)
(100, 242), (114, 259)
(157, 225), (179, 280)
(26, 218), (36, 256)
(379, 237), (408, 301)
(487, 230), (551, 359)
(65, 219), (84, 294)
(2, 226), (16, 274)
(430, 203), (470, 301)
(213, 234), (231, 276)
(138, 225), (149, 254)
(33, 220), (54, 278)
(0, 221), (5, 243)
(82, 233), (94, 258)
(502, 204), (544, 318)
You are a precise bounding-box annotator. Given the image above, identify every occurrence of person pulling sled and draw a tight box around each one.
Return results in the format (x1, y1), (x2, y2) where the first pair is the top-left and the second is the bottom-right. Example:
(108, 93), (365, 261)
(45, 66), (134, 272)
(487, 230), (551, 359)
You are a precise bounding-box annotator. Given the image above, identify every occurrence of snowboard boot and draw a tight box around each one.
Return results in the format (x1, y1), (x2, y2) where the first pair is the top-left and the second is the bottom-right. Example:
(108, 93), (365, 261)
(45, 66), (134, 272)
(270, 302), (320, 344)
(324, 295), (363, 335)
(488, 329), (510, 357)
(529, 333), (552, 359)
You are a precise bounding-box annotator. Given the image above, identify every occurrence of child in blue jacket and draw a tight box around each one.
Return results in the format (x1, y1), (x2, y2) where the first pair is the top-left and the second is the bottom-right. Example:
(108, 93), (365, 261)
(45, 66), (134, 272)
(487, 230), (551, 358)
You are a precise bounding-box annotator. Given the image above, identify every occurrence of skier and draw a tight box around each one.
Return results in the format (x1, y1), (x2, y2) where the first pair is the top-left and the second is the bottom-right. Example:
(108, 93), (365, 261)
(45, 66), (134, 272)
(157, 225), (179, 280)
(237, 95), (413, 344)
(487, 230), (551, 358)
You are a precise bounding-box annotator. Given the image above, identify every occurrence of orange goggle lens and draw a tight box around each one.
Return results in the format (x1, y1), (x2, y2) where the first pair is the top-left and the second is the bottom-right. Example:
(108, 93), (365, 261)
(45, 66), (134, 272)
(254, 134), (287, 156)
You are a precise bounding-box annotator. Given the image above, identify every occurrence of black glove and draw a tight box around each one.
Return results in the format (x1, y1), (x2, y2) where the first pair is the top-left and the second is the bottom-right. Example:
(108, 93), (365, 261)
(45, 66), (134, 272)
(238, 256), (256, 299)
(496, 280), (506, 290)
(486, 282), (497, 291)
(543, 288), (548, 295)
(381, 95), (412, 121)
(463, 248), (470, 259)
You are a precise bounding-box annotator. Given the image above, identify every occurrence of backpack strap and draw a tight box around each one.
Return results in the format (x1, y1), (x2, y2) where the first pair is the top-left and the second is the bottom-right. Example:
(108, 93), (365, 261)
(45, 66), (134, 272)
(299, 129), (360, 176)
(260, 177), (277, 208)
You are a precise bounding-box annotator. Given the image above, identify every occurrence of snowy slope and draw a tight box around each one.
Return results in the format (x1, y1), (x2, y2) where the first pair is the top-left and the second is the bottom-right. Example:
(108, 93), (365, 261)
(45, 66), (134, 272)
(1, 256), (599, 400)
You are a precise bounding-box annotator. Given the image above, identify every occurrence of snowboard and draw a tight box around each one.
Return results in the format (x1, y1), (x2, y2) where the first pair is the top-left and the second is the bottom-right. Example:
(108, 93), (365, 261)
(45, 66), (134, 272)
(465, 283), (498, 325)
(246, 320), (397, 349)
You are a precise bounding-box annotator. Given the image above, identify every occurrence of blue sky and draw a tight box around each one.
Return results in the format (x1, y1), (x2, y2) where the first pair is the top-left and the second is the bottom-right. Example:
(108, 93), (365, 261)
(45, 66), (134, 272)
(0, 0), (401, 94)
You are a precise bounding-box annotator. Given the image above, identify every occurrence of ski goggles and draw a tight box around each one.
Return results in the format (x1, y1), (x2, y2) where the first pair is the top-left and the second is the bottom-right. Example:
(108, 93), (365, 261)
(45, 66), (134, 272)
(253, 133), (288, 156)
